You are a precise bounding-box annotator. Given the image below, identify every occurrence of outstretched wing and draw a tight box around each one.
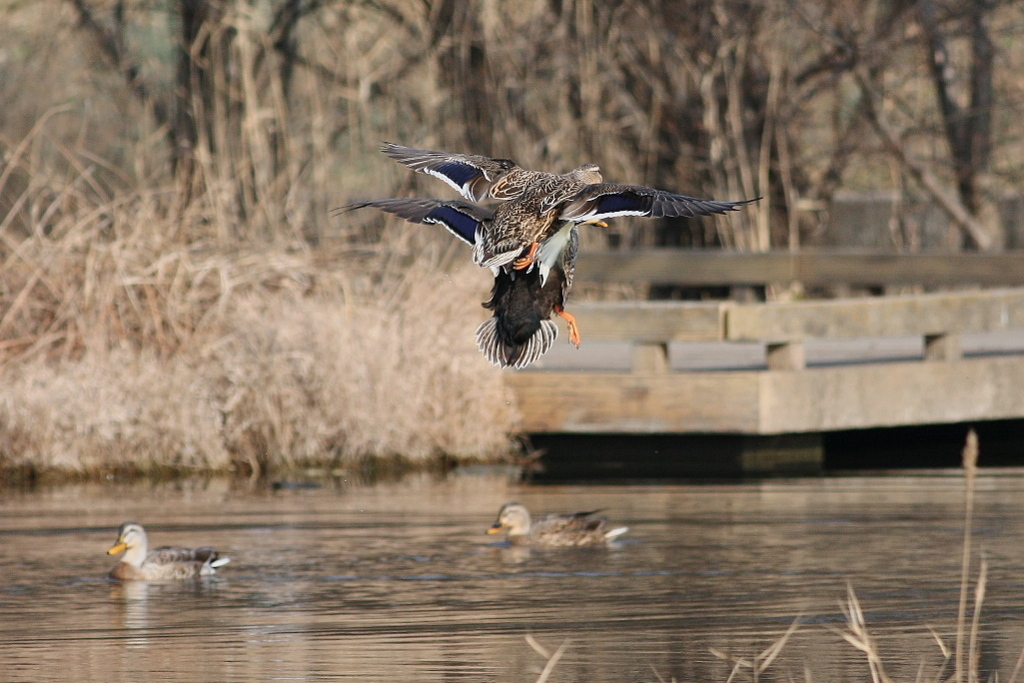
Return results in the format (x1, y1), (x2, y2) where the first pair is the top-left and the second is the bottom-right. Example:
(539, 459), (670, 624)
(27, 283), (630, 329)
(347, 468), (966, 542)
(554, 183), (758, 222)
(343, 197), (492, 245)
(381, 143), (518, 202)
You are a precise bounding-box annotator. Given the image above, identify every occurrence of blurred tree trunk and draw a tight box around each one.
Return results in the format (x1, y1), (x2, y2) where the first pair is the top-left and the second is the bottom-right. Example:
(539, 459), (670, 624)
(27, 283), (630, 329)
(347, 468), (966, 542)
(428, 0), (493, 153)
(69, 0), (323, 232)
(918, 0), (999, 250)
(67, 0), (229, 200)
(172, 0), (230, 204)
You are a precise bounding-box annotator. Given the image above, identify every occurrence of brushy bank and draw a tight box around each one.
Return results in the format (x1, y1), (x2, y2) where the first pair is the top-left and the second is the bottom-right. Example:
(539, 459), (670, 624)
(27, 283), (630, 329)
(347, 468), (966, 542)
(0, 221), (521, 479)
(4, 0), (1024, 479)
(0, 278), (520, 480)
(0, 128), (520, 481)
(0, 2), (547, 480)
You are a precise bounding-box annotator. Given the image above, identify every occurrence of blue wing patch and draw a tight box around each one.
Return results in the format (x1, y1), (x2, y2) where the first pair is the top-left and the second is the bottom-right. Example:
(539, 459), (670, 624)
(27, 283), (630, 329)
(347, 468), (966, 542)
(596, 193), (648, 216)
(434, 162), (481, 188)
(426, 206), (480, 244)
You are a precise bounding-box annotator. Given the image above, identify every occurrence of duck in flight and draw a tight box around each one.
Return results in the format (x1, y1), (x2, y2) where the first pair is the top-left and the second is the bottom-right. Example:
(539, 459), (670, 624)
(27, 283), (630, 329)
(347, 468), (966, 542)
(343, 144), (757, 368)
(380, 143), (755, 271)
(342, 197), (580, 369)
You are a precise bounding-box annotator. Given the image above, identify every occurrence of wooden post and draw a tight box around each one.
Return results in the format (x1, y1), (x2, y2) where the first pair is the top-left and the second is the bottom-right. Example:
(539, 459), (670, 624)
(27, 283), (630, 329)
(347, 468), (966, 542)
(924, 333), (962, 361)
(766, 341), (806, 370)
(632, 342), (670, 373)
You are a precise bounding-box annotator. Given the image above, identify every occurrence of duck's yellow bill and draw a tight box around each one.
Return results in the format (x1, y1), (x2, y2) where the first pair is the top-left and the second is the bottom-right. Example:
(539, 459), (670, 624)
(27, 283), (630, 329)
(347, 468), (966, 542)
(486, 525), (504, 534)
(107, 542), (127, 555)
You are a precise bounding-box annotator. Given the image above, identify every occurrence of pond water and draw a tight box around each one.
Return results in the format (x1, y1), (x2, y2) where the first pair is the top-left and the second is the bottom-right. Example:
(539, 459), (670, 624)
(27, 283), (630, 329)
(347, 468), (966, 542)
(3, 469), (1024, 681)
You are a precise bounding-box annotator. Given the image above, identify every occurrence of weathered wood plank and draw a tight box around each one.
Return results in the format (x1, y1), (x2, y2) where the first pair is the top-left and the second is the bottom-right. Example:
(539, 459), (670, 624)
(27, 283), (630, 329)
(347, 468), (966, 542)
(792, 252), (1024, 287)
(757, 356), (1024, 433)
(632, 343), (670, 373)
(924, 333), (962, 361)
(509, 356), (1024, 435)
(577, 251), (794, 285)
(576, 250), (1024, 287)
(726, 289), (1024, 341)
(766, 341), (806, 370)
(568, 301), (724, 342)
(506, 371), (761, 433)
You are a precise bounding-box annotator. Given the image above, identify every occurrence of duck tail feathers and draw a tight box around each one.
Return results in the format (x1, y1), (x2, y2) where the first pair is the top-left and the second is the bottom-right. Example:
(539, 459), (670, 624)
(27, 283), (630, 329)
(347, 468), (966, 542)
(475, 318), (557, 369)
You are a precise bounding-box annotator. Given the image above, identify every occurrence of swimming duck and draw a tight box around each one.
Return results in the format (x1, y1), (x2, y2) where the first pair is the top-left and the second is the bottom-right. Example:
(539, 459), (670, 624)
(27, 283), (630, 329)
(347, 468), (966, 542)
(380, 143), (755, 270)
(487, 502), (629, 547)
(343, 198), (579, 368)
(106, 522), (230, 580)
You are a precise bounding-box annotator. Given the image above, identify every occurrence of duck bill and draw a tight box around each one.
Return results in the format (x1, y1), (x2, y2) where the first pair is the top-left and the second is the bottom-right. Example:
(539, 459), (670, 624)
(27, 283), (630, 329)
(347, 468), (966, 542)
(486, 524), (505, 534)
(107, 542), (127, 555)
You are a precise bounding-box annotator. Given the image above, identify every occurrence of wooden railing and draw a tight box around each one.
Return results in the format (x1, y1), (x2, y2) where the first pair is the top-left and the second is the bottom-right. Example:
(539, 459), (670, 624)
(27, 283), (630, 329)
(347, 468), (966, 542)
(575, 249), (1024, 287)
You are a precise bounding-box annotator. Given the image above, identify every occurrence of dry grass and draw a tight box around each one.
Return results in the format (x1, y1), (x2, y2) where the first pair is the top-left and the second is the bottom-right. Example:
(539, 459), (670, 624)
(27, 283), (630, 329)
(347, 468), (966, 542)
(0, 3), (536, 479)
(0, 246), (520, 478)
(209, 273), (519, 474)
(710, 618), (801, 683)
(0, 159), (520, 478)
(0, 119), (519, 478)
(526, 635), (570, 683)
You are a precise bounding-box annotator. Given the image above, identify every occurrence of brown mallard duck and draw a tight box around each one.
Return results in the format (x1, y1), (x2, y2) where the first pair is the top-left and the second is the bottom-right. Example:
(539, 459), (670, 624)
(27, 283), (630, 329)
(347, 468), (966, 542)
(342, 198), (579, 368)
(381, 143), (755, 270)
(106, 522), (230, 580)
(487, 502), (629, 547)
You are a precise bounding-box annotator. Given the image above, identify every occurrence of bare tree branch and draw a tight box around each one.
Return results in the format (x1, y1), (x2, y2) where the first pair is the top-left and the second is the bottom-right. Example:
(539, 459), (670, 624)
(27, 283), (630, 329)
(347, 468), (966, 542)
(918, 0), (996, 218)
(854, 70), (995, 251)
(66, 0), (171, 133)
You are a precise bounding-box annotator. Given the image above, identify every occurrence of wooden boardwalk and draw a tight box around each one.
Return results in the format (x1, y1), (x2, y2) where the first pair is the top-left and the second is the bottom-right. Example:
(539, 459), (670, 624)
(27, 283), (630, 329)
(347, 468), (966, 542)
(509, 288), (1024, 433)
(505, 251), (1024, 472)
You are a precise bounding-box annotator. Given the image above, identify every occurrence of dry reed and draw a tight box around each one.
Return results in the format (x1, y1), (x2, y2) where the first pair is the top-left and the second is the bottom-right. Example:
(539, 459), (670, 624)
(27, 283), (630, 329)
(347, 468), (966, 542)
(526, 635), (570, 683)
(710, 618), (801, 683)
(0, 248), (520, 479)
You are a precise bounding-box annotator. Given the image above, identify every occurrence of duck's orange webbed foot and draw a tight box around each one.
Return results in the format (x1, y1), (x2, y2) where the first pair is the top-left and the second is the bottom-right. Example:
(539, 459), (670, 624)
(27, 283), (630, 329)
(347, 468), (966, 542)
(512, 242), (539, 270)
(584, 219), (609, 228)
(555, 306), (581, 347)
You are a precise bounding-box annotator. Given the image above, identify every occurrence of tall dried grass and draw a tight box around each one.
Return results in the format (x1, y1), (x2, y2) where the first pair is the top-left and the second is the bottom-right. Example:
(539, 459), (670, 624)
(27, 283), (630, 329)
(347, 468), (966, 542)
(0, 173), (519, 477)
(0, 1), (538, 478)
